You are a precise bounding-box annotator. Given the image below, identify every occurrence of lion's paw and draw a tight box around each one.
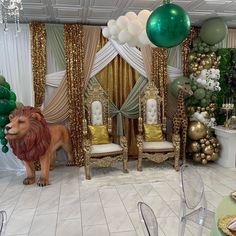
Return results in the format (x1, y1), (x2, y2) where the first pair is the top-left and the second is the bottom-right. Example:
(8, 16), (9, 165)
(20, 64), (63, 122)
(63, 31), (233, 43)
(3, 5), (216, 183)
(23, 177), (35, 185)
(37, 177), (49, 187)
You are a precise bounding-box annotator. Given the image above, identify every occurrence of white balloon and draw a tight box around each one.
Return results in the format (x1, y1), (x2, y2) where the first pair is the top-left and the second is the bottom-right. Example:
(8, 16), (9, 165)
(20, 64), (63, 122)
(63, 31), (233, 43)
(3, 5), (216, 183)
(110, 24), (120, 36)
(138, 30), (149, 45)
(128, 19), (142, 35)
(125, 12), (138, 21)
(127, 36), (139, 47)
(107, 19), (116, 28)
(138, 10), (151, 24)
(118, 29), (132, 43)
(102, 27), (110, 38)
(116, 16), (129, 29)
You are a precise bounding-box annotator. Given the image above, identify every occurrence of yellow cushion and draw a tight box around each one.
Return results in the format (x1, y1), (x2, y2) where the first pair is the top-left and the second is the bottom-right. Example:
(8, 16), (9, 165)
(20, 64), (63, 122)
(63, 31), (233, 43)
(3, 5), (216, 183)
(88, 125), (109, 145)
(144, 124), (163, 142)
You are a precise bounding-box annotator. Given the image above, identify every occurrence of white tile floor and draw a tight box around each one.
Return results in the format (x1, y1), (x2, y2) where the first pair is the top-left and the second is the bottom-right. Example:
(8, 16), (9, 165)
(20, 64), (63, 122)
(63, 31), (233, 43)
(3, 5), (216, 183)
(0, 160), (236, 236)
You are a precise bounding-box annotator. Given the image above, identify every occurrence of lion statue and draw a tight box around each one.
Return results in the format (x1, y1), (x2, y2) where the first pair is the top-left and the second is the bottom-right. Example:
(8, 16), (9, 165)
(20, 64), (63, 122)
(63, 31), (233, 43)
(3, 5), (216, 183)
(5, 106), (74, 186)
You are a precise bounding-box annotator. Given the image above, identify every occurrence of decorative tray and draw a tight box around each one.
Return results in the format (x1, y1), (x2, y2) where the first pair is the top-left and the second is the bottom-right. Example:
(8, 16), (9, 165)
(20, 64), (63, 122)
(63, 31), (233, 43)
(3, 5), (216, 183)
(218, 215), (236, 236)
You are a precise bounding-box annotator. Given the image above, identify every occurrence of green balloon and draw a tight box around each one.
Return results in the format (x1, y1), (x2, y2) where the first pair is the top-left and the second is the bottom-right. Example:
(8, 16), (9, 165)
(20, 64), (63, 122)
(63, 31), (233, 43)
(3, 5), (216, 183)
(8, 100), (16, 111)
(2, 82), (10, 90)
(146, 3), (190, 48)
(0, 85), (10, 99)
(0, 115), (9, 127)
(200, 18), (227, 45)
(0, 99), (10, 114)
(194, 88), (206, 100)
(170, 76), (189, 98)
(200, 98), (207, 107)
(0, 75), (6, 85)
(1, 138), (7, 146)
(0, 128), (4, 139)
(9, 91), (16, 101)
(2, 145), (8, 153)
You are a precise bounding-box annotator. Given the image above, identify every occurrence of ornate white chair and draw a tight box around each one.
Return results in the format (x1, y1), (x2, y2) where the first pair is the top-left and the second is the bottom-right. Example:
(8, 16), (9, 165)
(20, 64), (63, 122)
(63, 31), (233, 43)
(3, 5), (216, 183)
(83, 84), (128, 180)
(137, 81), (179, 171)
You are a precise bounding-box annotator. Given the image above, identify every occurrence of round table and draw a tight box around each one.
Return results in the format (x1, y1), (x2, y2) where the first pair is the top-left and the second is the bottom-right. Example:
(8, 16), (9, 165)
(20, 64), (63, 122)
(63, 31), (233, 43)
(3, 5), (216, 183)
(211, 196), (236, 236)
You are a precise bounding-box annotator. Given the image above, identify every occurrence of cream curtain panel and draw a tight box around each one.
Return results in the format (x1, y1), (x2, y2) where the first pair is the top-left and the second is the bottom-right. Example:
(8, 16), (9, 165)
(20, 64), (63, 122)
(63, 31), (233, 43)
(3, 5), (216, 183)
(227, 29), (236, 48)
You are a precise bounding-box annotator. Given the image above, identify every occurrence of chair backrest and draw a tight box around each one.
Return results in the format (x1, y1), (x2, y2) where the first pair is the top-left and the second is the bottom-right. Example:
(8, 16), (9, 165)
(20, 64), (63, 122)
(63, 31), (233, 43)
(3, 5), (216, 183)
(137, 202), (158, 236)
(180, 165), (204, 209)
(85, 83), (108, 126)
(0, 211), (7, 236)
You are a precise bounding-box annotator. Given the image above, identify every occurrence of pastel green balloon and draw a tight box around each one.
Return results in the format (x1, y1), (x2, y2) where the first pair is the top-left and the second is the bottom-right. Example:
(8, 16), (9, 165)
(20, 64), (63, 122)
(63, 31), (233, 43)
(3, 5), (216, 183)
(146, 3), (190, 48)
(170, 76), (189, 98)
(194, 88), (206, 100)
(200, 18), (227, 45)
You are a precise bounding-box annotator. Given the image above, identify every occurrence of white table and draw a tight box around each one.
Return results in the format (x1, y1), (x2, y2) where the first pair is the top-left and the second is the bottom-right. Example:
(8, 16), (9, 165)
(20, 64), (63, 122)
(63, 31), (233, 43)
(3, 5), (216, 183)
(213, 126), (236, 168)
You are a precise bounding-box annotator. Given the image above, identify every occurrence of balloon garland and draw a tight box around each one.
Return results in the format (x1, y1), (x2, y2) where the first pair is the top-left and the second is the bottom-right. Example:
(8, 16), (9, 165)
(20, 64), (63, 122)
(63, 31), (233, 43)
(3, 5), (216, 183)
(0, 75), (17, 153)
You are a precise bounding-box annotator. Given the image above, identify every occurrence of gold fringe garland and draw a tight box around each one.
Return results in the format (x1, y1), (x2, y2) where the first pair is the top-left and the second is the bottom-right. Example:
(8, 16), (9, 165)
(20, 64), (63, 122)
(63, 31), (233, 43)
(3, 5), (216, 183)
(182, 26), (199, 77)
(30, 22), (46, 108)
(64, 24), (84, 166)
(151, 47), (168, 125)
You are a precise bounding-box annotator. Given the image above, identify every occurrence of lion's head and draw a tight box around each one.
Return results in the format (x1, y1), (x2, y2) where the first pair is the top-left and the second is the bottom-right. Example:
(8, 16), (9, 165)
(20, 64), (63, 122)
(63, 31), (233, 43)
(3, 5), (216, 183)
(5, 106), (51, 161)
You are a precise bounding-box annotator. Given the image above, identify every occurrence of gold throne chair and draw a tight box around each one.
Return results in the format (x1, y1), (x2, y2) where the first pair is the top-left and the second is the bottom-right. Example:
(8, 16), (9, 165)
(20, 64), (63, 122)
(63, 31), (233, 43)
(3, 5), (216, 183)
(83, 84), (128, 180)
(137, 81), (179, 171)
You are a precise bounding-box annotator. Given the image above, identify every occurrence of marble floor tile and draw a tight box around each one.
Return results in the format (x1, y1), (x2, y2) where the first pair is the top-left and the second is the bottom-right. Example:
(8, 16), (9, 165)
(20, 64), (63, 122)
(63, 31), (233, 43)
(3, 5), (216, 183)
(56, 219), (82, 236)
(104, 206), (134, 233)
(110, 231), (138, 236)
(80, 187), (100, 203)
(83, 225), (110, 236)
(99, 187), (123, 208)
(29, 213), (57, 236)
(81, 202), (106, 226)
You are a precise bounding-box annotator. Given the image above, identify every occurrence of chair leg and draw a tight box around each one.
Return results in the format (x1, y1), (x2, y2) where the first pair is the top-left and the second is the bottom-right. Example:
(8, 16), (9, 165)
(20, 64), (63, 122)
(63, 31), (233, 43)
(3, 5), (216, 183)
(85, 155), (91, 180)
(123, 154), (128, 173)
(137, 155), (143, 171)
(178, 218), (186, 236)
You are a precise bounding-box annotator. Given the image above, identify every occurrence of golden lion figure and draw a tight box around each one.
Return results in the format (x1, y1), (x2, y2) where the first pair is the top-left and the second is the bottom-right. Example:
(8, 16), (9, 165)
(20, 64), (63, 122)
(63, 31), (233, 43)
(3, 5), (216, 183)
(5, 106), (74, 186)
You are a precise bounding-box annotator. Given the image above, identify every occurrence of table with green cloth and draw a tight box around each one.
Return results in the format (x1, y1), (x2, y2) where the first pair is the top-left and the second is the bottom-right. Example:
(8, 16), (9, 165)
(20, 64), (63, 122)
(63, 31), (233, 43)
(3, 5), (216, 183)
(211, 196), (236, 236)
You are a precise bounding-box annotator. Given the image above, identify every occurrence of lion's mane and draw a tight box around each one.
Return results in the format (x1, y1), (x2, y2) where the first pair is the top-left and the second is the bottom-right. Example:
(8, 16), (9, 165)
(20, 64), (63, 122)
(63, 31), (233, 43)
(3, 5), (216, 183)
(8, 106), (51, 161)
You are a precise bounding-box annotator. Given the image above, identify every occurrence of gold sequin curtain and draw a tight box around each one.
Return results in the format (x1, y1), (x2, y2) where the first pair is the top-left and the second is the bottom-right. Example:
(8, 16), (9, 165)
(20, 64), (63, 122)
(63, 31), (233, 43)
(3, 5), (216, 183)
(152, 48), (168, 123)
(96, 34), (140, 157)
(64, 24), (84, 166)
(30, 22), (46, 108)
(182, 26), (199, 76)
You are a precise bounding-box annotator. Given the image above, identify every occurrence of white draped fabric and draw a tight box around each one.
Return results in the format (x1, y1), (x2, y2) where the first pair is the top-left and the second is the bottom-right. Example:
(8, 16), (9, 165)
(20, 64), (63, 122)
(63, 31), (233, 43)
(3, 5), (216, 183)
(0, 24), (33, 172)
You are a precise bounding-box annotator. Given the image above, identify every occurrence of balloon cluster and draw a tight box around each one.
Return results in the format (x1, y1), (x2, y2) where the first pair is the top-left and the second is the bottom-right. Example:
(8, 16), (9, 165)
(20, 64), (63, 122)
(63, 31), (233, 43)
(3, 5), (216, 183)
(188, 121), (220, 164)
(191, 69), (221, 91)
(192, 38), (217, 53)
(102, 10), (153, 48)
(188, 52), (221, 76)
(0, 75), (16, 153)
(186, 80), (217, 107)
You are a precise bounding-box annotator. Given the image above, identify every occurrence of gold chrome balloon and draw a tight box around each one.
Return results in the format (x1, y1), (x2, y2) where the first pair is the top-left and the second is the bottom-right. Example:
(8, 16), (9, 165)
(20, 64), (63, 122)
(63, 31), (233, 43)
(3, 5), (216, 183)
(188, 121), (207, 141)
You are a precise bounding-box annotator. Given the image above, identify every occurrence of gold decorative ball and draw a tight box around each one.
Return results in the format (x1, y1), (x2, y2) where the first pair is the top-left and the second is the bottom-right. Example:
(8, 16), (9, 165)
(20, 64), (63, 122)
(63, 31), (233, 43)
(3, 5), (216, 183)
(201, 107), (206, 112)
(206, 155), (212, 161)
(205, 141), (210, 146)
(213, 143), (216, 147)
(193, 153), (201, 162)
(211, 152), (219, 161)
(201, 144), (206, 148)
(190, 141), (201, 153)
(188, 121), (207, 141)
(202, 159), (208, 165)
(203, 145), (214, 155)
(201, 153), (206, 159)
(200, 139), (205, 144)
(215, 148), (219, 153)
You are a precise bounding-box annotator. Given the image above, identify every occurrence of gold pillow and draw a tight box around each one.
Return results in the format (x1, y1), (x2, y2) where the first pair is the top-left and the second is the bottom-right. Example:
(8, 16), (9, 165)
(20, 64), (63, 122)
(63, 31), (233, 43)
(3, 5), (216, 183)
(88, 125), (109, 145)
(144, 124), (163, 142)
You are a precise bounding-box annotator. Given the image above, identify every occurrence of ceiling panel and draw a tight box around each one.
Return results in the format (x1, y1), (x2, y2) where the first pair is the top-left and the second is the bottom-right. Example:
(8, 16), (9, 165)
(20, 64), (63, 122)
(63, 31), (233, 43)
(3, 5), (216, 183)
(19, 0), (236, 27)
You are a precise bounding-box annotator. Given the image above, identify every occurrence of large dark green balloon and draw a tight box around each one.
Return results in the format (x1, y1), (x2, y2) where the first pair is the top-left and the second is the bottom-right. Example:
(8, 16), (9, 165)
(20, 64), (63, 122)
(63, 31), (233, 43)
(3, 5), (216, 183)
(9, 91), (16, 101)
(2, 145), (8, 153)
(170, 76), (189, 98)
(0, 99), (14, 114)
(200, 18), (227, 45)
(146, 3), (190, 48)
(0, 138), (7, 146)
(2, 82), (10, 90)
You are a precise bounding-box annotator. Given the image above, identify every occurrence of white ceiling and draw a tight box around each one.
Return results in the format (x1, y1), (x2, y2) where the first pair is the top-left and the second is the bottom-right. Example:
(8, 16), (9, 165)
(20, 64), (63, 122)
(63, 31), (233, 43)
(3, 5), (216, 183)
(21, 0), (236, 27)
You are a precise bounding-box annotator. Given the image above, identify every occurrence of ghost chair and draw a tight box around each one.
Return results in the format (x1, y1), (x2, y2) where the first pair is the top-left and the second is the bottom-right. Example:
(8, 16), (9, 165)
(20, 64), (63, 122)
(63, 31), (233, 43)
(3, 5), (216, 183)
(0, 211), (7, 236)
(179, 165), (215, 236)
(137, 202), (158, 236)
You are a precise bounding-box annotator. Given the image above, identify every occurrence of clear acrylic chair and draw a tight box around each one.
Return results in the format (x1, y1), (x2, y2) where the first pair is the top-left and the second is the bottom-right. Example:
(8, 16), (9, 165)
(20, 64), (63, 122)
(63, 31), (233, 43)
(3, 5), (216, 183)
(179, 165), (215, 236)
(0, 211), (7, 236)
(137, 202), (158, 236)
